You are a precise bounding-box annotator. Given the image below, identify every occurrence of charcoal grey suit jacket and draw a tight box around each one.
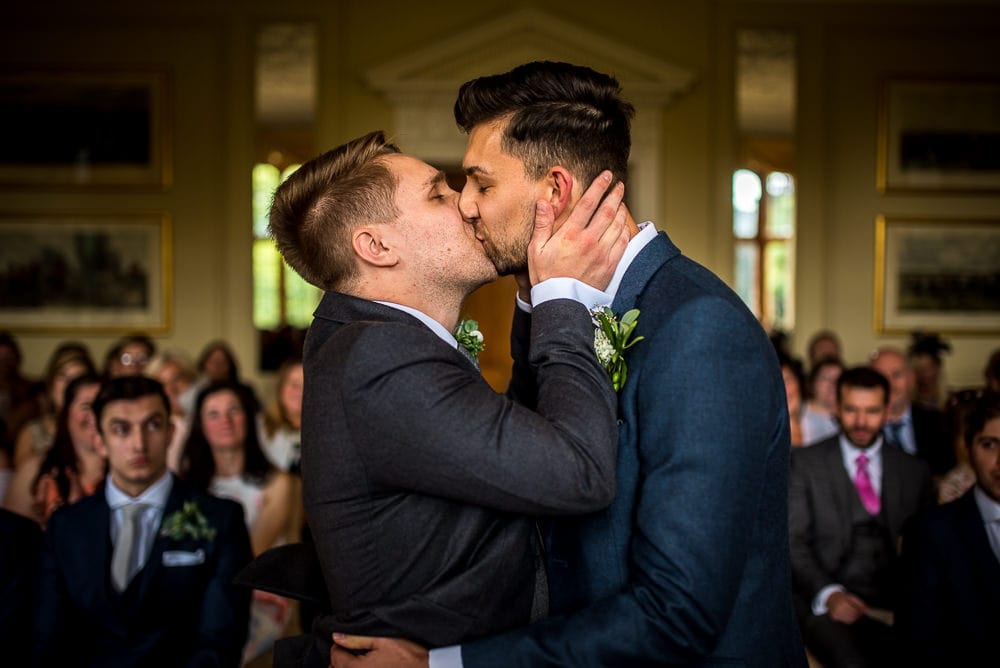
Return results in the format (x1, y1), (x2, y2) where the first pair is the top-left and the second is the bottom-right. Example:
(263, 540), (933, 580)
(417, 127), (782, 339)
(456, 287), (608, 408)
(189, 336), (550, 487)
(300, 291), (618, 653)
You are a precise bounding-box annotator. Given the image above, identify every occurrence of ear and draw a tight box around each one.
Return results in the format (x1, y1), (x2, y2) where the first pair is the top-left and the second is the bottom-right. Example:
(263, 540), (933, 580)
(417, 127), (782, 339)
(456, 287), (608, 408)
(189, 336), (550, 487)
(352, 226), (398, 268)
(545, 166), (576, 221)
(92, 431), (109, 459)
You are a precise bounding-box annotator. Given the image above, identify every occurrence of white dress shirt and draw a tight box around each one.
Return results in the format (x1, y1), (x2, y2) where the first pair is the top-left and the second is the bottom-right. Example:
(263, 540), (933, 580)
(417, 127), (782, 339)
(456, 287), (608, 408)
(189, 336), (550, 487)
(105, 471), (173, 576)
(973, 486), (1000, 564)
(429, 222), (657, 668)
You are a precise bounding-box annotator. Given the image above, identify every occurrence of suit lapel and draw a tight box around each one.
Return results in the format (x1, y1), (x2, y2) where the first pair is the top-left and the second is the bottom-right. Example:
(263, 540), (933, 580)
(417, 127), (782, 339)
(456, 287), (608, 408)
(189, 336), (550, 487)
(78, 493), (120, 620)
(610, 231), (677, 314)
(956, 492), (1000, 593)
(880, 447), (903, 534)
(824, 441), (855, 538)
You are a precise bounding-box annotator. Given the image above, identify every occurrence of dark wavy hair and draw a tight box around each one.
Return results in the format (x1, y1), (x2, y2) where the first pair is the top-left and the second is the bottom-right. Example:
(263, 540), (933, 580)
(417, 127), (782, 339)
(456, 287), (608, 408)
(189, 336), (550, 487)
(454, 61), (635, 186)
(33, 373), (105, 500)
(181, 381), (272, 490)
(964, 391), (1000, 448)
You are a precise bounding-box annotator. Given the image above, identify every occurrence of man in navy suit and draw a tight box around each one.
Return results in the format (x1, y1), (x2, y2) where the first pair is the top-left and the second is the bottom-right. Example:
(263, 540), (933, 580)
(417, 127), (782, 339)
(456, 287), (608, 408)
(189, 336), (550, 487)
(333, 61), (806, 667)
(32, 376), (252, 667)
(896, 391), (1000, 666)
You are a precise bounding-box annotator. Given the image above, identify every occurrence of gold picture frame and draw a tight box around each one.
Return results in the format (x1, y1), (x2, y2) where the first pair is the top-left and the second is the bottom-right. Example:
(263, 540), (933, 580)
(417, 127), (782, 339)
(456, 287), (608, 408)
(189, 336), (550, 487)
(0, 211), (172, 333)
(874, 215), (1000, 335)
(0, 68), (172, 190)
(876, 78), (1000, 193)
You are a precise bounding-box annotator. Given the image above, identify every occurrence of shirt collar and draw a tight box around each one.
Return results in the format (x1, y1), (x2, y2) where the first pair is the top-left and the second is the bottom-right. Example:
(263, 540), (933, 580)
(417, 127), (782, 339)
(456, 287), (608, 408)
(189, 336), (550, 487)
(974, 486), (1000, 524)
(604, 221), (658, 303)
(105, 470), (173, 510)
(838, 433), (883, 463)
(375, 301), (458, 349)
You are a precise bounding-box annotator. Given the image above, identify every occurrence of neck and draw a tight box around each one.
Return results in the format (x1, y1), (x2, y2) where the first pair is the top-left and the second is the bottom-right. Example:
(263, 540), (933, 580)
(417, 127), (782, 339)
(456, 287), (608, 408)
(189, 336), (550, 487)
(352, 276), (469, 333)
(212, 448), (245, 478)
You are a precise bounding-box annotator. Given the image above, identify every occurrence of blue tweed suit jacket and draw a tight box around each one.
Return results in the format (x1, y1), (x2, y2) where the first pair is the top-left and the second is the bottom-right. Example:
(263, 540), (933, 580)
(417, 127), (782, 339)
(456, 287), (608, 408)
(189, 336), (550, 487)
(464, 230), (808, 667)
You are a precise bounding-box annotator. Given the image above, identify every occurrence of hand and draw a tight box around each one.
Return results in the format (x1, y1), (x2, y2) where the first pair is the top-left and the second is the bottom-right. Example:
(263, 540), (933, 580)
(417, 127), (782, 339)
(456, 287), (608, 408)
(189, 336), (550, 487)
(330, 634), (428, 668)
(528, 171), (629, 290)
(826, 590), (868, 624)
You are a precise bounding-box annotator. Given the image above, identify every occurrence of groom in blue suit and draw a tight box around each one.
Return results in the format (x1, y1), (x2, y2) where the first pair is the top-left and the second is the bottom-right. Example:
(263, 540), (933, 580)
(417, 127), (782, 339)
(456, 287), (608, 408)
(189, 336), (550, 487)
(333, 61), (806, 667)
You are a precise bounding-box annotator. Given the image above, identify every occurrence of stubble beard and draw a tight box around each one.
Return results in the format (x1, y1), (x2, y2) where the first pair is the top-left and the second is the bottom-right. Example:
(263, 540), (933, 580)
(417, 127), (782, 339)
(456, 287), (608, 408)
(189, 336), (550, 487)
(484, 201), (535, 276)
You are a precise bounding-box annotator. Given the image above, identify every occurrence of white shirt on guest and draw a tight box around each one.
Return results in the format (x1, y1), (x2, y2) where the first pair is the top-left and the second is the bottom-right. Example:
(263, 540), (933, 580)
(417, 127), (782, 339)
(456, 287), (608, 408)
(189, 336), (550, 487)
(974, 486), (1000, 564)
(105, 470), (173, 575)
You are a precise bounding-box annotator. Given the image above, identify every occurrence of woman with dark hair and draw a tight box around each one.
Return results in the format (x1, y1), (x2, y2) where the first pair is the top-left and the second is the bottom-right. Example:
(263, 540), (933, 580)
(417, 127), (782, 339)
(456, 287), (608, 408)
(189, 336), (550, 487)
(2, 373), (105, 525)
(181, 381), (292, 662)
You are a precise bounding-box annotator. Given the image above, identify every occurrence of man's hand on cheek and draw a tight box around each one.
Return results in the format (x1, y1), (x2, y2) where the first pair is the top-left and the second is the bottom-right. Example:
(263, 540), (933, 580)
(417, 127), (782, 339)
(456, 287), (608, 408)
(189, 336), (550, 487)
(528, 171), (628, 291)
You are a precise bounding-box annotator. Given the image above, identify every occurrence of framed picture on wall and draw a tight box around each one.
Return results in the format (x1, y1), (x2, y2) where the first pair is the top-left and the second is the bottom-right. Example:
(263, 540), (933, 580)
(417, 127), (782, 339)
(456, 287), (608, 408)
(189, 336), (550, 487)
(874, 215), (1000, 335)
(0, 212), (172, 333)
(0, 68), (172, 189)
(876, 78), (1000, 193)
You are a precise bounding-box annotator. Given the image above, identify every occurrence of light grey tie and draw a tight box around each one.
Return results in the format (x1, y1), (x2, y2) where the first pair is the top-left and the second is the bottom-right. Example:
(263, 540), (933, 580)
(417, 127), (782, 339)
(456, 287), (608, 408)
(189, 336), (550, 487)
(457, 344), (479, 370)
(111, 503), (147, 592)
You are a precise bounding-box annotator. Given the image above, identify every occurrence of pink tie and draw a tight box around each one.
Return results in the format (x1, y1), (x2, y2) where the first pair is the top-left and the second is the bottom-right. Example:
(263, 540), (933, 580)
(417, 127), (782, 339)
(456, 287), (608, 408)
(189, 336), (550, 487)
(854, 452), (880, 515)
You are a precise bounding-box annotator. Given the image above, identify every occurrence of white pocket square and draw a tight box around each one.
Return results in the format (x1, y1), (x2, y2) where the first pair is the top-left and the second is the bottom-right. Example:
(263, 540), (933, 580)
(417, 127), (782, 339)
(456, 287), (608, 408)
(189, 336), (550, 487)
(162, 549), (206, 566)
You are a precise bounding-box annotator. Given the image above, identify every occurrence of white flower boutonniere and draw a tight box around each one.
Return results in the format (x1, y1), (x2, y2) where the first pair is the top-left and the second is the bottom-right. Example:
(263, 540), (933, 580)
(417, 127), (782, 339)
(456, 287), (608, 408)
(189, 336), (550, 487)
(592, 307), (643, 392)
(454, 318), (485, 361)
(160, 501), (217, 542)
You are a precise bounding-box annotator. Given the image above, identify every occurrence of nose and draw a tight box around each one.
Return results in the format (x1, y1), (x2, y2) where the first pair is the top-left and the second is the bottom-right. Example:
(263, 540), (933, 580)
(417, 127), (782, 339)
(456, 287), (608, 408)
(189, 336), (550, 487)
(458, 187), (478, 223)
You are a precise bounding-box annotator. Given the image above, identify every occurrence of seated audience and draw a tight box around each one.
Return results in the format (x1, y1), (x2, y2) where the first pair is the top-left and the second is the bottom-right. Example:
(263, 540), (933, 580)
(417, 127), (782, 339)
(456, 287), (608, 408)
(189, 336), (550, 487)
(32, 376), (252, 667)
(183, 381), (294, 664)
(12, 342), (95, 468)
(779, 353), (807, 447)
(871, 346), (956, 479)
(801, 356), (844, 446)
(807, 329), (842, 373)
(985, 347), (1000, 393)
(896, 391), (1000, 667)
(789, 366), (935, 668)
(103, 333), (156, 379)
(0, 331), (37, 457)
(146, 349), (198, 473)
(907, 331), (951, 410)
(259, 356), (303, 473)
(4, 374), (104, 525)
(195, 339), (261, 411)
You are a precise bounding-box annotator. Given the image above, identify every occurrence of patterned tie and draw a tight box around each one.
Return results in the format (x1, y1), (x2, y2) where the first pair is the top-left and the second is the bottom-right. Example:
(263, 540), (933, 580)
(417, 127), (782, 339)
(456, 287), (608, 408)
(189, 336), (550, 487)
(854, 453), (881, 515)
(111, 503), (147, 592)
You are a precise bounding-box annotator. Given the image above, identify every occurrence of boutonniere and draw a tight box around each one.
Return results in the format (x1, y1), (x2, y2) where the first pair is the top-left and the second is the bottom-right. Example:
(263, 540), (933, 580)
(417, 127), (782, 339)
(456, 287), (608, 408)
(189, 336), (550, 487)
(160, 501), (217, 542)
(591, 307), (643, 392)
(454, 318), (485, 361)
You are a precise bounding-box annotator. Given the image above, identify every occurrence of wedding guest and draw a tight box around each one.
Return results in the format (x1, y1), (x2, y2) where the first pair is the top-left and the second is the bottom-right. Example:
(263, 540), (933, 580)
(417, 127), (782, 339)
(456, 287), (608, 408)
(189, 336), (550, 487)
(12, 342), (95, 468)
(32, 376), (252, 667)
(103, 333), (156, 379)
(871, 346), (956, 479)
(195, 339), (261, 411)
(801, 356), (843, 446)
(3, 374), (104, 525)
(907, 331), (951, 410)
(146, 349), (198, 473)
(789, 366), (935, 668)
(182, 381), (294, 663)
(779, 354), (807, 447)
(0, 331), (37, 457)
(896, 391), (1000, 666)
(259, 357), (303, 473)
(807, 329), (842, 373)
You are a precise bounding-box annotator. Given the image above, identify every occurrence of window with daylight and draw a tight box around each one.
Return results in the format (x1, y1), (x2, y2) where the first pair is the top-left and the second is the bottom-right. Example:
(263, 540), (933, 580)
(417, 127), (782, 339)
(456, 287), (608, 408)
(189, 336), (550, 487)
(734, 27), (797, 333)
(732, 169), (796, 332)
(252, 22), (318, 369)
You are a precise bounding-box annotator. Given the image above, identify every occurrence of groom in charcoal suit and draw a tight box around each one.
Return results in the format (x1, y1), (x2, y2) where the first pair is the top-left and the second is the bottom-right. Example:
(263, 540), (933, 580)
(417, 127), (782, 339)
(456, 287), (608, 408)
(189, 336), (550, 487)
(267, 130), (629, 666)
(33, 376), (252, 668)
(331, 61), (806, 668)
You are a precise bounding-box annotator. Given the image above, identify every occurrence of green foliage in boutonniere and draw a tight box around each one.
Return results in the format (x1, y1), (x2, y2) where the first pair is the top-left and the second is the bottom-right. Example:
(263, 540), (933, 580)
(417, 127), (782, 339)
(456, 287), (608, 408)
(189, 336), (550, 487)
(160, 501), (217, 542)
(454, 318), (485, 361)
(592, 307), (643, 392)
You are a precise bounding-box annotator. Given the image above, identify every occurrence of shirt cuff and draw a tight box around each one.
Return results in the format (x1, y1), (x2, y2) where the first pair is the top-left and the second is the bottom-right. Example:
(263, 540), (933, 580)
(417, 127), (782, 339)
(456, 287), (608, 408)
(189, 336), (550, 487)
(530, 277), (611, 312)
(812, 584), (845, 615)
(429, 645), (463, 668)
